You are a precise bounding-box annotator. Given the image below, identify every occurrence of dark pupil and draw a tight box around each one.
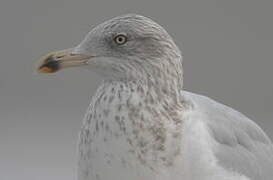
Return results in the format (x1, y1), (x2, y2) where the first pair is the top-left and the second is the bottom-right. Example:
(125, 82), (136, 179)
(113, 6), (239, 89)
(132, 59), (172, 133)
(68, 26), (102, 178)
(118, 37), (123, 42)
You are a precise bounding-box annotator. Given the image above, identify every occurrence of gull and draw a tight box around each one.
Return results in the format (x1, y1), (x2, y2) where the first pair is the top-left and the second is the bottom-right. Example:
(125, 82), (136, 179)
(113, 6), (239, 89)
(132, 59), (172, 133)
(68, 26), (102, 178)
(37, 14), (273, 180)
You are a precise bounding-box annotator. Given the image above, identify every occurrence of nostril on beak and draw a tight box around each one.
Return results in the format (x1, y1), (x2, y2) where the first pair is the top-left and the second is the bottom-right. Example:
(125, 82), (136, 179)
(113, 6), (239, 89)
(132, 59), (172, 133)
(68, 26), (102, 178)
(55, 55), (65, 59)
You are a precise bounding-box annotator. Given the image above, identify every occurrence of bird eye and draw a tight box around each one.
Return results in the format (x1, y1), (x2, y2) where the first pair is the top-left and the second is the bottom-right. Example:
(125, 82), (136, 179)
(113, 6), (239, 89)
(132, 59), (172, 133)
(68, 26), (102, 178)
(114, 34), (127, 45)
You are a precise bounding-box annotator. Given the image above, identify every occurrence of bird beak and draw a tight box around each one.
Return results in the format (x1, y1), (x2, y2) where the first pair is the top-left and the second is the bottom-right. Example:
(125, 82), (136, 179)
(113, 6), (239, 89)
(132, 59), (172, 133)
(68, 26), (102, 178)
(37, 48), (92, 73)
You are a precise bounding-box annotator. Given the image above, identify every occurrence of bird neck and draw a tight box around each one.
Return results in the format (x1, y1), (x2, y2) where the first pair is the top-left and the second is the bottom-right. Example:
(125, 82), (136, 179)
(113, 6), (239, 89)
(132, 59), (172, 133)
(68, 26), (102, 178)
(103, 76), (182, 108)
(104, 55), (184, 104)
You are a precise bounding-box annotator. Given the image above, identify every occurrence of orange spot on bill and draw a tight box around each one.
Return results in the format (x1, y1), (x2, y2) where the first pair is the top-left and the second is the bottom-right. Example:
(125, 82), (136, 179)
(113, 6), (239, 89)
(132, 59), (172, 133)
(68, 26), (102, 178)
(38, 66), (56, 73)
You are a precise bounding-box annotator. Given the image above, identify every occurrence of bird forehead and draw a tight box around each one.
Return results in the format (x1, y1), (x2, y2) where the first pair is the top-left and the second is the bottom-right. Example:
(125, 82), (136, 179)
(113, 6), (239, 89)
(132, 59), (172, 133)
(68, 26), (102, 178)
(95, 14), (164, 36)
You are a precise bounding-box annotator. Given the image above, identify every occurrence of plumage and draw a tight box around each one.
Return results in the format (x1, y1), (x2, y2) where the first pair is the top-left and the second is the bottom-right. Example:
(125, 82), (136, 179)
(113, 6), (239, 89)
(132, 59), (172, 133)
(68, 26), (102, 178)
(38, 14), (273, 180)
(181, 91), (273, 180)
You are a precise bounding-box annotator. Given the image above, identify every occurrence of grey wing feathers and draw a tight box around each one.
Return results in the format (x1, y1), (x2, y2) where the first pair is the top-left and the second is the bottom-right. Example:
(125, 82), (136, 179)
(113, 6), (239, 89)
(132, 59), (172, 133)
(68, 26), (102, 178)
(182, 91), (273, 180)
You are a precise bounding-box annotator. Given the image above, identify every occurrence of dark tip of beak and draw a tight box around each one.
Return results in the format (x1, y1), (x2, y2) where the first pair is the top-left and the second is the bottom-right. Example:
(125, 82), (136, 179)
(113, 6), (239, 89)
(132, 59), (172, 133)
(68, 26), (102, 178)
(38, 56), (60, 73)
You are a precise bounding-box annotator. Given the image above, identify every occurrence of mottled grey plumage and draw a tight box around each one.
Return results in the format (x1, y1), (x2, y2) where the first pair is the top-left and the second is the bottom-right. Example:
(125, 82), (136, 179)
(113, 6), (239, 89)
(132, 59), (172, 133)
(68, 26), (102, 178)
(66, 14), (273, 180)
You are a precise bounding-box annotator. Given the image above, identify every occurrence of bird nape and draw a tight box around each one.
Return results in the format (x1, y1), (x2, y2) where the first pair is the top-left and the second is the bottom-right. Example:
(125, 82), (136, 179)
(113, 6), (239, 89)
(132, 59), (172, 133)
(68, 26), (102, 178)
(37, 14), (273, 180)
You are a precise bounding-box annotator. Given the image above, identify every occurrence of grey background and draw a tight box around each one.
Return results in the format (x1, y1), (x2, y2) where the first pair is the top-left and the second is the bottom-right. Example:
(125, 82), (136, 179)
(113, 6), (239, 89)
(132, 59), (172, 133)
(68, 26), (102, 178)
(0, 0), (272, 179)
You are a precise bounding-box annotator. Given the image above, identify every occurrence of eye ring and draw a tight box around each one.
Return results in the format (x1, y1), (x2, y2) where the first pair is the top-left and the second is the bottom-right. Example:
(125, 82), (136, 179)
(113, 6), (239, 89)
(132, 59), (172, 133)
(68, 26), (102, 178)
(114, 34), (127, 45)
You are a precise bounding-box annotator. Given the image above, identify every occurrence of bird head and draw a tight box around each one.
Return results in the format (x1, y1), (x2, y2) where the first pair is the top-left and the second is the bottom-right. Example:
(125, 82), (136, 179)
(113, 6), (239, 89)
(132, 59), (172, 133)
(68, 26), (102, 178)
(37, 14), (182, 83)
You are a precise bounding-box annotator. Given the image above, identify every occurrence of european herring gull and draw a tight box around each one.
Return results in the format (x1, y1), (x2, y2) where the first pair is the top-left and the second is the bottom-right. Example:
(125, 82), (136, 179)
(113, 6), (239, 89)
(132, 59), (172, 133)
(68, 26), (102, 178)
(37, 14), (273, 180)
